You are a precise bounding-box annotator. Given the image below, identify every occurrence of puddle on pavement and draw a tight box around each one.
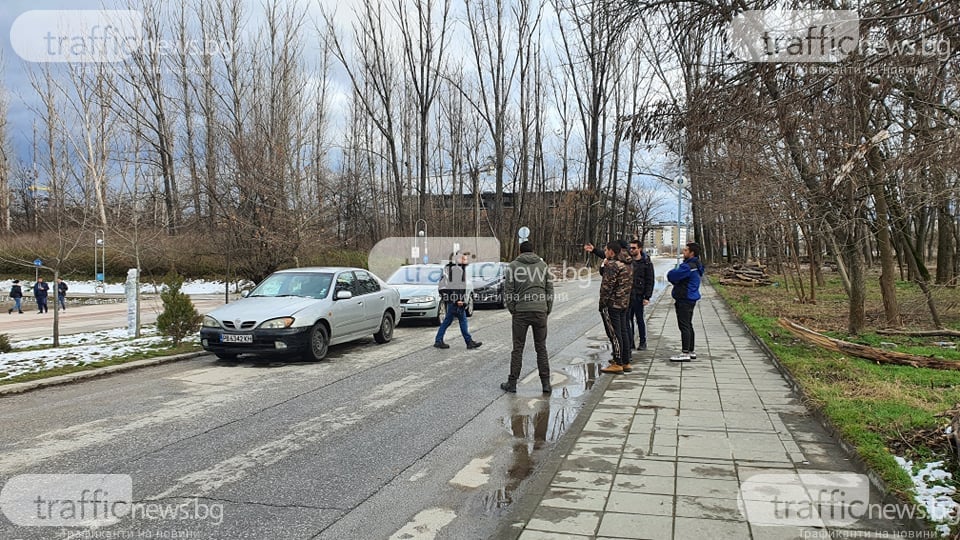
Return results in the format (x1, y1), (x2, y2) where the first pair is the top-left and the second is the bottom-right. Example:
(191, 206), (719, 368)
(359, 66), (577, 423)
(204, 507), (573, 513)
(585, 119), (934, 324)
(482, 354), (608, 511)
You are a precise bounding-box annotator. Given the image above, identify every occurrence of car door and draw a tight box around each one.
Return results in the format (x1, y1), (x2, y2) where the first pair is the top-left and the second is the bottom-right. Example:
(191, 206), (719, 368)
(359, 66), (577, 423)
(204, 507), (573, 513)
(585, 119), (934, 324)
(354, 270), (386, 331)
(331, 271), (364, 338)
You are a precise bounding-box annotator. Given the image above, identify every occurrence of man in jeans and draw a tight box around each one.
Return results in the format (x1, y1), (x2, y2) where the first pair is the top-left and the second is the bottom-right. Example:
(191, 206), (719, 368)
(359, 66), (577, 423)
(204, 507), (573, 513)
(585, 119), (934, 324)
(434, 253), (482, 350)
(500, 241), (554, 394)
(598, 241), (634, 374)
(667, 242), (705, 362)
(627, 240), (655, 350)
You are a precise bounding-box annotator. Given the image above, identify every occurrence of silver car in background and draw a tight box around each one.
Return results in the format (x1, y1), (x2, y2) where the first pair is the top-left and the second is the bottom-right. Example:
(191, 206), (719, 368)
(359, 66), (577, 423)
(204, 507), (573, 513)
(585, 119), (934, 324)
(387, 264), (474, 325)
(200, 267), (400, 361)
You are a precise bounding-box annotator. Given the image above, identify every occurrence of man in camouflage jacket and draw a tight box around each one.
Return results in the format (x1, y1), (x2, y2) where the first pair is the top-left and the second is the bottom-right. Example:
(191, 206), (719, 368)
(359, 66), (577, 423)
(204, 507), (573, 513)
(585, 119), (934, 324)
(598, 241), (634, 373)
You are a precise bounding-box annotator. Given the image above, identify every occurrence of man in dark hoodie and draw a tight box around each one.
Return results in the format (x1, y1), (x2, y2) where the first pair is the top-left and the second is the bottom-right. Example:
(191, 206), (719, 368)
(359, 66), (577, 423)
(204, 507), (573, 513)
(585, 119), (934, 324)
(666, 242), (704, 362)
(500, 241), (554, 394)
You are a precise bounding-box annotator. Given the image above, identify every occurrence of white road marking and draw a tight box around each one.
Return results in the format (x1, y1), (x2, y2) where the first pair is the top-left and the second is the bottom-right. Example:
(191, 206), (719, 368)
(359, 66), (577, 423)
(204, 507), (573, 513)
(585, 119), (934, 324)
(388, 507), (457, 540)
(448, 456), (492, 489)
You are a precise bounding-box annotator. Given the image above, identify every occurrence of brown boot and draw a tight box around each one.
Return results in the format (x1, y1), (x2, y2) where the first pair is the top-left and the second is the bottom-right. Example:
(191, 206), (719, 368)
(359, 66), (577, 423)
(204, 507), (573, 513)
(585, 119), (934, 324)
(600, 363), (623, 374)
(622, 363), (633, 373)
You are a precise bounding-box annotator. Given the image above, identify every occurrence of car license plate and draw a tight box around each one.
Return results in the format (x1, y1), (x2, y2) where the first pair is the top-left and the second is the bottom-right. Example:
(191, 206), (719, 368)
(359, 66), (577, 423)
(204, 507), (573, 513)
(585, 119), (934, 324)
(221, 334), (253, 343)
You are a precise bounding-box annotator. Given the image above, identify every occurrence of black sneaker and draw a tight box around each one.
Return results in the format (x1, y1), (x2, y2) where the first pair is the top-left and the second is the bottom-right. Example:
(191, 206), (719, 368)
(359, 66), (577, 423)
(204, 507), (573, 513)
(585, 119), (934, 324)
(636, 343), (647, 351)
(434, 342), (450, 349)
(500, 382), (517, 393)
(466, 341), (482, 349)
(541, 379), (552, 393)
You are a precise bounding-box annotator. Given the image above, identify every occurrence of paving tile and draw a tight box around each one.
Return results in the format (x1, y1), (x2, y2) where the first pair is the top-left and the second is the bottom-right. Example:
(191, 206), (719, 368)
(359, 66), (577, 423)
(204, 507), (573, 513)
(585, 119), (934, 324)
(675, 495), (745, 521)
(541, 487), (610, 512)
(562, 455), (620, 473)
(606, 491), (673, 516)
(570, 443), (625, 458)
(519, 530), (592, 540)
(596, 512), (672, 540)
(611, 473), (674, 495)
(675, 460), (737, 480)
(674, 516), (751, 539)
(552, 470), (614, 491)
(617, 458), (676, 477)
(525, 507), (601, 536)
(675, 477), (742, 499)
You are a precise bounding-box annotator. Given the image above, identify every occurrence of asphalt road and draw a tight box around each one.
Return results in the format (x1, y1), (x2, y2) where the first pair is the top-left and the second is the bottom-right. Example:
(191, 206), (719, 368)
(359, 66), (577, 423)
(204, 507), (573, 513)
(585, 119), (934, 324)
(0, 259), (677, 540)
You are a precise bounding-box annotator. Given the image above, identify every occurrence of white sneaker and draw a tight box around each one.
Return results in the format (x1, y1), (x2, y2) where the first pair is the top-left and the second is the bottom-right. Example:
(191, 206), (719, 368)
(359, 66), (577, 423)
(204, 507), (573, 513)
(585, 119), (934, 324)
(689, 352), (697, 360)
(669, 353), (691, 362)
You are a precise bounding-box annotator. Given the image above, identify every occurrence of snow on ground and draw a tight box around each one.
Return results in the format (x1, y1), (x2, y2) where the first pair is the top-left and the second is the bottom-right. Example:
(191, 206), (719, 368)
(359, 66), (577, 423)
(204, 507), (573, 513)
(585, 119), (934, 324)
(0, 326), (195, 381)
(0, 278), (254, 295)
(895, 456), (959, 536)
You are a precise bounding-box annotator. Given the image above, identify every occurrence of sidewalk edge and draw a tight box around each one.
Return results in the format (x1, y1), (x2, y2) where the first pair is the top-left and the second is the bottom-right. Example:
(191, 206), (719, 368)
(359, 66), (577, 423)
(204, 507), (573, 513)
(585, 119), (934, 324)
(712, 282), (932, 533)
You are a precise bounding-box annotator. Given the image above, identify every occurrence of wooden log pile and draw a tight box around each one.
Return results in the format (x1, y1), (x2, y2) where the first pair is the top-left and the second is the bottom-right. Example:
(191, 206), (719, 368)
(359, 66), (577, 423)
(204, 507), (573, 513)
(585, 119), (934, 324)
(717, 263), (773, 287)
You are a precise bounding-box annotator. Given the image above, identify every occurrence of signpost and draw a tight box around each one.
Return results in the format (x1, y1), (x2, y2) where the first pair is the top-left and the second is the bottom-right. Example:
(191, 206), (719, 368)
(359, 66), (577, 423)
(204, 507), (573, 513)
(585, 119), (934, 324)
(33, 258), (42, 283)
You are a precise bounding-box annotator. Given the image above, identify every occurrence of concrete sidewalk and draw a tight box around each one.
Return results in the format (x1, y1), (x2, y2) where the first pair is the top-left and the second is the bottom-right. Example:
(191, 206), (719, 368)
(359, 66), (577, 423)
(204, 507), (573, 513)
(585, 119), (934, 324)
(512, 284), (925, 540)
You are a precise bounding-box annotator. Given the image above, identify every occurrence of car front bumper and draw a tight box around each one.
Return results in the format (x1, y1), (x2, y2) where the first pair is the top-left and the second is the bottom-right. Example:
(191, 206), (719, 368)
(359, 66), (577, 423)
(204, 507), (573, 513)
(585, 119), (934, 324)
(399, 301), (439, 319)
(200, 326), (313, 356)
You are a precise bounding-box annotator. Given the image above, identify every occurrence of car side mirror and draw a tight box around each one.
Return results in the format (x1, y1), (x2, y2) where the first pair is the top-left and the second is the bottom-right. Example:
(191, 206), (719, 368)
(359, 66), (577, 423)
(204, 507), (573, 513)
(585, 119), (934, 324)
(240, 290), (250, 298)
(335, 290), (353, 300)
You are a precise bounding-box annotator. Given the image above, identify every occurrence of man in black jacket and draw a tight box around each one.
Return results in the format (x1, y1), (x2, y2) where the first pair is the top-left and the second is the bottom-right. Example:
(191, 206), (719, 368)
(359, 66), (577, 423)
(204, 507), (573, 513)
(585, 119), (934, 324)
(627, 240), (655, 350)
(434, 253), (482, 350)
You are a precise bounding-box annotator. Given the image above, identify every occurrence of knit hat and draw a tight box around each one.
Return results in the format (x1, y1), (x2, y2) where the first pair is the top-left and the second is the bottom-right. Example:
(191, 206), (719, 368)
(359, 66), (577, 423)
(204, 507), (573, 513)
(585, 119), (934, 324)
(12, 280), (19, 284)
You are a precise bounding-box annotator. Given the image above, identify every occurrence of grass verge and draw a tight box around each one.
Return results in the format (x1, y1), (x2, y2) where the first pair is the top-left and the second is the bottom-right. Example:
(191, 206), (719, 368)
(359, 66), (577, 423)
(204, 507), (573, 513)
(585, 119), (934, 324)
(0, 341), (201, 386)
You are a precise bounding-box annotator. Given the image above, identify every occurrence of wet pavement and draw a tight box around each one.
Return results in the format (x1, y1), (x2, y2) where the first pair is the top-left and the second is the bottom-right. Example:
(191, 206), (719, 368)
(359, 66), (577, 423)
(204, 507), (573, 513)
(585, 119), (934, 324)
(508, 283), (929, 540)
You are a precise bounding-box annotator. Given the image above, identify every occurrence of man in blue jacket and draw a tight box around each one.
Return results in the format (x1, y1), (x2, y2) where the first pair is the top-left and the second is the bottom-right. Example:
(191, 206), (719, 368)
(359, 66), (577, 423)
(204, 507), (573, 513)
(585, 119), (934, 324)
(666, 242), (704, 362)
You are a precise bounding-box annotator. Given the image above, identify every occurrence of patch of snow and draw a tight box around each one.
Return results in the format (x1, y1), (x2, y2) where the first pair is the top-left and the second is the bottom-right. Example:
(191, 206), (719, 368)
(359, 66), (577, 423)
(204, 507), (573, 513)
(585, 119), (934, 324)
(895, 456), (959, 536)
(0, 325), (197, 381)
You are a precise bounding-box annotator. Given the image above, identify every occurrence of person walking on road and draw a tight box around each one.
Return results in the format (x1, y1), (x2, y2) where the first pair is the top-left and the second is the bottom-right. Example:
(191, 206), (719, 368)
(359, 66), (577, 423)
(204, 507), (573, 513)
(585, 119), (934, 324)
(56, 278), (69, 311)
(434, 253), (482, 350)
(500, 241), (554, 394)
(667, 242), (705, 362)
(628, 240), (655, 351)
(33, 277), (50, 314)
(8, 280), (23, 314)
(598, 241), (633, 374)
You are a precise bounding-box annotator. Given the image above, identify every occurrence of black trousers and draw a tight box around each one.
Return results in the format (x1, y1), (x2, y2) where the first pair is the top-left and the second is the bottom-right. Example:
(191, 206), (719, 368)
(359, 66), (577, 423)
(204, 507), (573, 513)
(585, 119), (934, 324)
(601, 307), (631, 365)
(509, 311), (549, 383)
(628, 297), (646, 349)
(675, 300), (696, 352)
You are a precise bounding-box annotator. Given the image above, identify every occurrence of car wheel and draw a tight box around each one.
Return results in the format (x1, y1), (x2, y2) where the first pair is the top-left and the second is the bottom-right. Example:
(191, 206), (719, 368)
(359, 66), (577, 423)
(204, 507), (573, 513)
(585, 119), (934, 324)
(307, 323), (330, 361)
(435, 302), (446, 326)
(374, 312), (394, 343)
(215, 352), (238, 361)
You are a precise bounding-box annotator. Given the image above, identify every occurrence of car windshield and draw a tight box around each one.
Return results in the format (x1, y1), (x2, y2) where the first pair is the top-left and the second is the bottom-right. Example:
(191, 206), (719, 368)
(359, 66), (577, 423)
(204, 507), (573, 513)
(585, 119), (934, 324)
(387, 266), (444, 285)
(249, 272), (333, 299)
(469, 262), (503, 280)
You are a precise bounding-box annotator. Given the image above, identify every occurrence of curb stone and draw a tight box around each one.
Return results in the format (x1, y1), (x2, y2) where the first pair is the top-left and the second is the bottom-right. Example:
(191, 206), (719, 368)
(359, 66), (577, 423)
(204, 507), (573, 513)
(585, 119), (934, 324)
(0, 351), (207, 397)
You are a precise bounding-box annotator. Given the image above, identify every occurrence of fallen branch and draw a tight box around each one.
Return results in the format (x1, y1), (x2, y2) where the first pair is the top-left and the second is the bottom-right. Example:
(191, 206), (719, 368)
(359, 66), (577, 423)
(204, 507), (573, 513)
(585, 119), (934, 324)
(877, 328), (960, 338)
(778, 318), (960, 371)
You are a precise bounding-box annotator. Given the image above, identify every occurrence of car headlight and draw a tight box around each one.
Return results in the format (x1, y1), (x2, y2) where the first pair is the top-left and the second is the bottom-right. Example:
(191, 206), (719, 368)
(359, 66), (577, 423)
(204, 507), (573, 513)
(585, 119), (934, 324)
(409, 296), (436, 304)
(202, 315), (222, 328)
(259, 317), (295, 329)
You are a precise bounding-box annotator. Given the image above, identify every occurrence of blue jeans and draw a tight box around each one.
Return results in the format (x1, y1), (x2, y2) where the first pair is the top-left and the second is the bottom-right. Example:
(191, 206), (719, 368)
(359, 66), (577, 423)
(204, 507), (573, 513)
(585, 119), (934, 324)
(12, 297), (21, 312)
(58, 294), (66, 310)
(435, 303), (472, 344)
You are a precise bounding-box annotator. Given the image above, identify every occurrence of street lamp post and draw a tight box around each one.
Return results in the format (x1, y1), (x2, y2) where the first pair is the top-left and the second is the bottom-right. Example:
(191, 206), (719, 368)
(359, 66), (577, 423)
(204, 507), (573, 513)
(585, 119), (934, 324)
(676, 177), (683, 268)
(415, 219), (427, 264)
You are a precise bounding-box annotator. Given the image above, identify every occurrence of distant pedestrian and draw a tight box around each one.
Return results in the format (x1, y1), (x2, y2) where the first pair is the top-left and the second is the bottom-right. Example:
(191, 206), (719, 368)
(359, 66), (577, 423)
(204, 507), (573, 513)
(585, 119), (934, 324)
(500, 241), (554, 394)
(8, 280), (23, 314)
(434, 253), (482, 350)
(598, 241), (634, 374)
(33, 277), (50, 314)
(56, 278), (68, 311)
(627, 240), (655, 351)
(667, 242), (705, 362)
